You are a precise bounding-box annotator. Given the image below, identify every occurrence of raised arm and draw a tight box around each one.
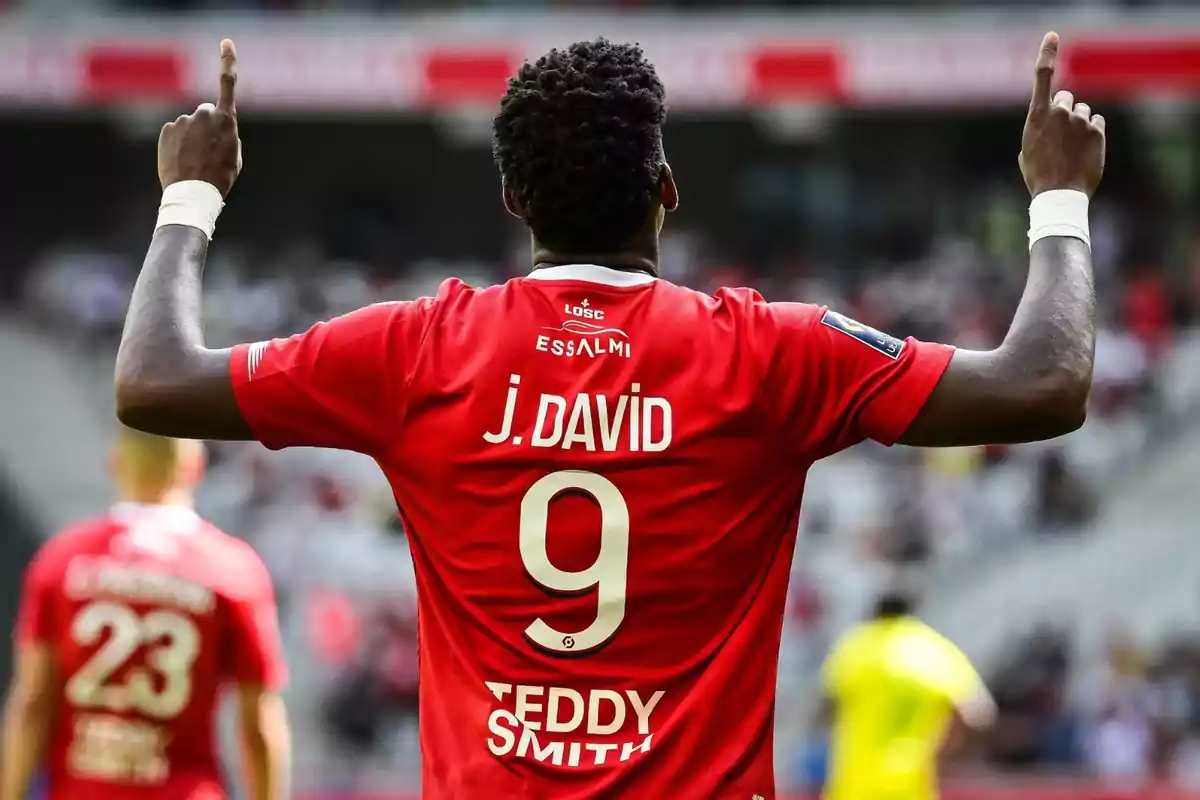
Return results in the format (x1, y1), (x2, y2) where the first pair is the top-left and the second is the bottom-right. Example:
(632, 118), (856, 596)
(116, 226), (249, 439)
(900, 32), (1105, 446)
(115, 39), (249, 440)
(117, 41), (429, 453)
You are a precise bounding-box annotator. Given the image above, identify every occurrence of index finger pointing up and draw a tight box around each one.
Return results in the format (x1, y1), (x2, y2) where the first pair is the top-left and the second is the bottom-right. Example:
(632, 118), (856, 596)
(1029, 32), (1059, 116)
(218, 38), (238, 113)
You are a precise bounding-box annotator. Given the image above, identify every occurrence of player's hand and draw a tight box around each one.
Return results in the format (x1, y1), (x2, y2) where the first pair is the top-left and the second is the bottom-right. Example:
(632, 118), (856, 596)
(1019, 32), (1106, 198)
(157, 38), (242, 197)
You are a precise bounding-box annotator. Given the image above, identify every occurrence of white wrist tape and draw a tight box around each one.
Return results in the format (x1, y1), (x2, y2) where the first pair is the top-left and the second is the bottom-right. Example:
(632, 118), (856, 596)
(156, 181), (224, 241)
(1028, 190), (1090, 251)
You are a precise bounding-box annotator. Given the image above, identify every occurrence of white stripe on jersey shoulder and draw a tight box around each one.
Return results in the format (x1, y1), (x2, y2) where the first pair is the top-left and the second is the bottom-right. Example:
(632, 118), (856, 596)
(525, 264), (656, 286)
(247, 340), (270, 380)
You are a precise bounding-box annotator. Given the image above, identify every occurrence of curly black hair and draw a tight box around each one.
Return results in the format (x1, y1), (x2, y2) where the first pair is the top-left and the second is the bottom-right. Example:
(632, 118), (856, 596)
(492, 38), (667, 253)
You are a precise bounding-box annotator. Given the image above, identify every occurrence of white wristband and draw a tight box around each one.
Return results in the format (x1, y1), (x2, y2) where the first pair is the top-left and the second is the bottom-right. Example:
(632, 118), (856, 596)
(156, 181), (224, 241)
(1028, 189), (1090, 251)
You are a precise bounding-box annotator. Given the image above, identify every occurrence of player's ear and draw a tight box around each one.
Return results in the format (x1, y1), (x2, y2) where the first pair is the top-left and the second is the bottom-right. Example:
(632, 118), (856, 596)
(502, 183), (523, 219)
(658, 163), (678, 213)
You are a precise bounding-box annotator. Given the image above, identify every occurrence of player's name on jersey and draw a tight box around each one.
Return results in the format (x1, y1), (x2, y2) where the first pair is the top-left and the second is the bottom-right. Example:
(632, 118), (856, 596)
(485, 681), (664, 768)
(483, 375), (672, 453)
(65, 556), (214, 615)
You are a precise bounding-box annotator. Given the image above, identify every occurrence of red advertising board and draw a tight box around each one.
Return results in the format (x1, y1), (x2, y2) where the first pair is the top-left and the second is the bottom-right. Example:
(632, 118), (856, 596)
(2, 15), (1200, 110)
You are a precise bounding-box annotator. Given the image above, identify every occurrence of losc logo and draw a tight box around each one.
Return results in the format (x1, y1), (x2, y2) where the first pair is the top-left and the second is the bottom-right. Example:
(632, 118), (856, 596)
(564, 299), (604, 321)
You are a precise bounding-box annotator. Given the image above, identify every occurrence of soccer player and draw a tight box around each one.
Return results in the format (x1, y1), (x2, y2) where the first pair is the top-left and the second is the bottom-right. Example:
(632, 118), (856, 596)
(1, 430), (289, 800)
(821, 590), (995, 800)
(114, 32), (1102, 798)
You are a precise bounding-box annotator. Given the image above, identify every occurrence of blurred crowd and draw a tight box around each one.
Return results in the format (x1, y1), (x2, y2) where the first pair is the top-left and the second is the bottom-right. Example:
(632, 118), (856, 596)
(990, 629), (1200, 785)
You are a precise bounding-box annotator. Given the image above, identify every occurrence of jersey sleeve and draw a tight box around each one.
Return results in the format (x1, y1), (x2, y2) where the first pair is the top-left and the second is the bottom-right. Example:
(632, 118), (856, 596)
(746, 298), (954, 455)
(230, 298), (437, 454)
(15, 545), (59, 645)
(225, 557), (288, 690)
(934, 637), (994, 725)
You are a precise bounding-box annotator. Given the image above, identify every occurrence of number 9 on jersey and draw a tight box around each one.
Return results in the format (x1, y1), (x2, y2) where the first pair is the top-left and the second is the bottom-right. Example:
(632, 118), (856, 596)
(519, 470), (629, 654)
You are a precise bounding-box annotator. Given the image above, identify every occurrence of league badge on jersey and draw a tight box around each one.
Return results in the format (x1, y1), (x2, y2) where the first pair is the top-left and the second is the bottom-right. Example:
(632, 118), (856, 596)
(821, 310), (905, 360)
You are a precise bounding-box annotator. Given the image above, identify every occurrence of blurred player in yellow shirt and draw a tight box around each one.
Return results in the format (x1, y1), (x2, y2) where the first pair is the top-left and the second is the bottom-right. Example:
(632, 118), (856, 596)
(821, 590), (995, 800)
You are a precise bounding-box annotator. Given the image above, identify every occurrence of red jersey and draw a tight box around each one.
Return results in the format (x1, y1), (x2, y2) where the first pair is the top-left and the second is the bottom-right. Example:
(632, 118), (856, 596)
(230, 263), (953, 799)
(16, 504), (286, 800)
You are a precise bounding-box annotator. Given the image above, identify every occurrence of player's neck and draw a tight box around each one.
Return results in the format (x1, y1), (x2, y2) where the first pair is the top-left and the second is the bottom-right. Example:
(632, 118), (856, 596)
(117, 487), (195, 509)
(531, 243), (659, 278)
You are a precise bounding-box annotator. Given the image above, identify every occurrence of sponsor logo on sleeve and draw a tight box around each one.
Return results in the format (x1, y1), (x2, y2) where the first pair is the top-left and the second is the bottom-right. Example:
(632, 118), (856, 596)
(820, 310), (904, 360)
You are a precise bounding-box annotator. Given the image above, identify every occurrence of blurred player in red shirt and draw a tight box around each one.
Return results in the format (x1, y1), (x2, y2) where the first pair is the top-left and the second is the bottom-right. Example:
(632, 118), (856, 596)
(0, 429), (290, 800)
(116, 33), (1103, 798)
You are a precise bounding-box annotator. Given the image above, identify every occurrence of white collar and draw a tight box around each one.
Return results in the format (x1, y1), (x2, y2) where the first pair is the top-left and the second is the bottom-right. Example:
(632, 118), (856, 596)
(526, 264), (657, 286)
(110, 502), (200, 528)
